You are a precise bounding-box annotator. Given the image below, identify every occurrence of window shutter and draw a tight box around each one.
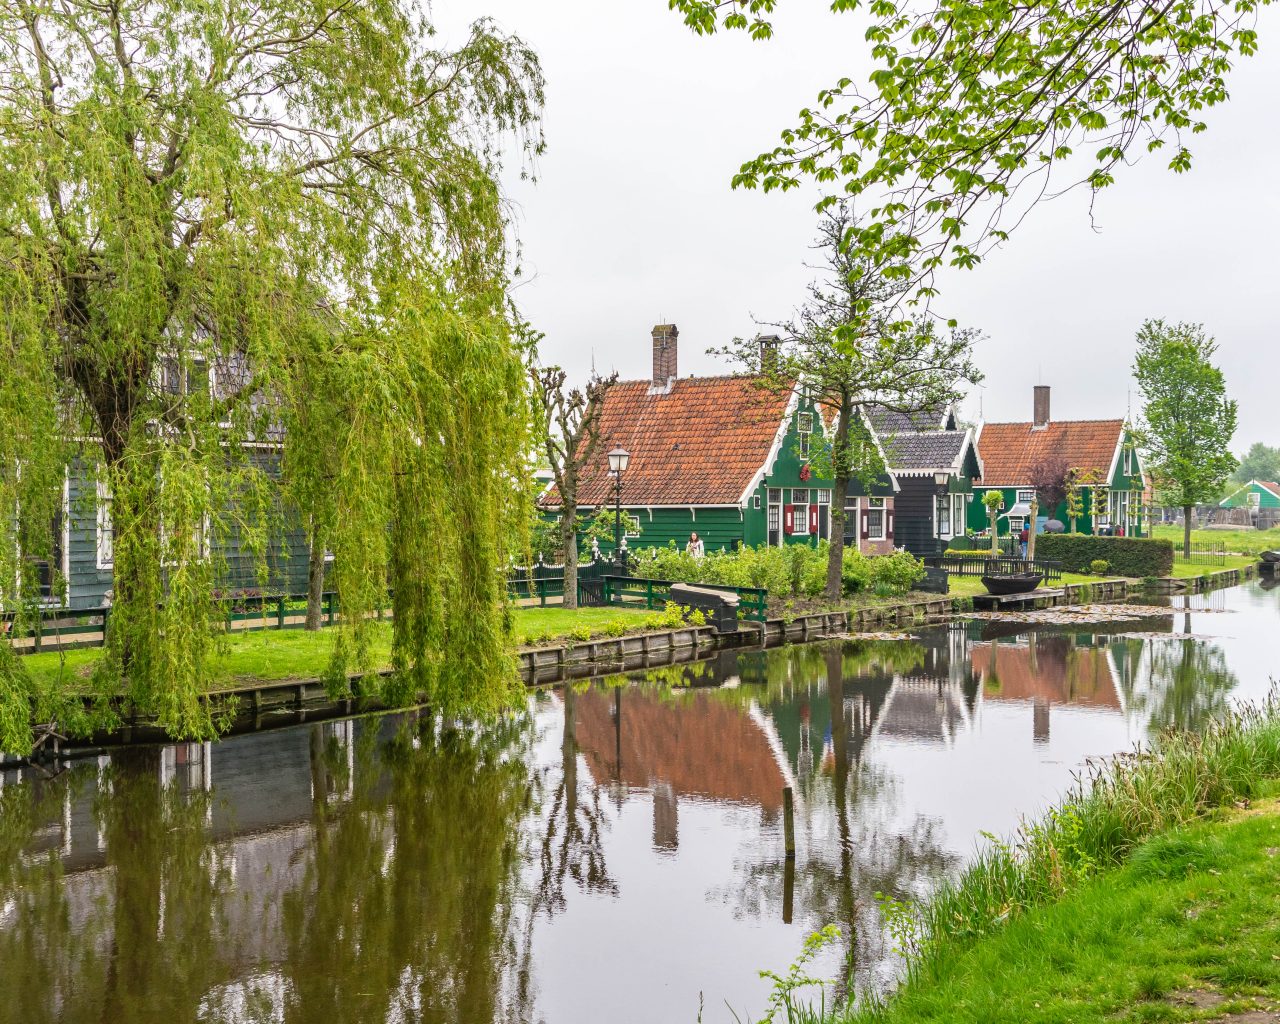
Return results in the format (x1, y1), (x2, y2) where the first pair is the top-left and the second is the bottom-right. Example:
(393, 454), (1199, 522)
(808, 505), (819, 534)
(887, 511), (895, 539)
(861, 510), (869, 540)
(784, 504), (794, 535)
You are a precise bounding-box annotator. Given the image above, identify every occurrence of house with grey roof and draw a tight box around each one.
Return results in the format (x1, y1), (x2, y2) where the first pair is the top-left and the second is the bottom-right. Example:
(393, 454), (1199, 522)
(858, 406), (983, 558)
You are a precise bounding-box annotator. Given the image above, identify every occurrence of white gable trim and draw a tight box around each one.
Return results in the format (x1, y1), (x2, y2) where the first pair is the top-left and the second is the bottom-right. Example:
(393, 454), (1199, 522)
(737, 387), (802, 506)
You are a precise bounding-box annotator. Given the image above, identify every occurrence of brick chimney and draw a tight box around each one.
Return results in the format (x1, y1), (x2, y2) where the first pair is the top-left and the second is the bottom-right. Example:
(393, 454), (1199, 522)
(1033, 385), (1051, 430)
(652, 324), (678, 388)
(757, 334), (781, 374)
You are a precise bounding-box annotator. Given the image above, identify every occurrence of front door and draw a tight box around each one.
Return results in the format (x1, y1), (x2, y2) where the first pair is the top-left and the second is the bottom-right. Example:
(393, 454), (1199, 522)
(767, 488), (781, 546)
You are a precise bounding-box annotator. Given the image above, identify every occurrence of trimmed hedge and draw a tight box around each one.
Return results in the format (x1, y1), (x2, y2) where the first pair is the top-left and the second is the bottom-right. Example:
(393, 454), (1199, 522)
(1035, 533), (1174, 577)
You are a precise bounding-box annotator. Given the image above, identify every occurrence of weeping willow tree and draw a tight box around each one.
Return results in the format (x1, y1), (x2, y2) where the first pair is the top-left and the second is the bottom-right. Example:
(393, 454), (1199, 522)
(0, 0), (544, 753)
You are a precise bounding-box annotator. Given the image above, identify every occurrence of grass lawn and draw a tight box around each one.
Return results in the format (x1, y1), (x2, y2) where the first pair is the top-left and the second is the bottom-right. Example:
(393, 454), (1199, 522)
(1167, 552), (1257, 579)
(1153, 522), (1280, 557)
(843, 796), (1280, 1024)
(947, 571), (1110, 598)
(19, 605), (653, 693)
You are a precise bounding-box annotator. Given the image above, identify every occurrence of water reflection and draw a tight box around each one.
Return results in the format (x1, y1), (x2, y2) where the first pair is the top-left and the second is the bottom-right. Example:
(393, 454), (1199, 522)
(0, 581), (1274, 1023)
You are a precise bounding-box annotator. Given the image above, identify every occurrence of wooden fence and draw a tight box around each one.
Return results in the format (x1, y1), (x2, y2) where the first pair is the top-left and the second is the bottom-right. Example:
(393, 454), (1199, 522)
(932, 555), (1063, 584)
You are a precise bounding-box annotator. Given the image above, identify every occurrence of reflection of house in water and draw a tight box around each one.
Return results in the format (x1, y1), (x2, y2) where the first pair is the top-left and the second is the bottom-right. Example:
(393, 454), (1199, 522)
(873, 676), (970, 747)
(572, 687), (790, 852)
(971, 637), (1123, 742)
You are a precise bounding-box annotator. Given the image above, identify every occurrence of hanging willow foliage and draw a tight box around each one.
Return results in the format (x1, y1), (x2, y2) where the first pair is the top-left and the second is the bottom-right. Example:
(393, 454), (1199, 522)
(0, 0), (544, 753)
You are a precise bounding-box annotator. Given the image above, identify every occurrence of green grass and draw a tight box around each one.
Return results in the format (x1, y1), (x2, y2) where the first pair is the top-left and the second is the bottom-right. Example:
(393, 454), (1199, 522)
(1153, 522), (1280, 557)
(842, 800), (1280, 1023)
(18, 605), (651, 692)
(822, 695), (1280, 1024)
(1166, 553), (1257, 579)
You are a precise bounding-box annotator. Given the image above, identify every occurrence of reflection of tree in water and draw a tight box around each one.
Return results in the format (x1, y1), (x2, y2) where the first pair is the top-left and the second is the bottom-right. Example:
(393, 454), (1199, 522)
(0, 750), (229, 1024)
(1119, 632), (1239, 734)
(717, 646), (956, 1005)
(279, 713), (535, 1024)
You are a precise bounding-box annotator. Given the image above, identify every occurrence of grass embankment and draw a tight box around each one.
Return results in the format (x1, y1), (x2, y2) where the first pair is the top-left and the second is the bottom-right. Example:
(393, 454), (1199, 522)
(1153, 523), (1280, 558)
(20, 606), (650, 692)
(824, 698), (1280, 1024)
(946, 572), (1101, 598)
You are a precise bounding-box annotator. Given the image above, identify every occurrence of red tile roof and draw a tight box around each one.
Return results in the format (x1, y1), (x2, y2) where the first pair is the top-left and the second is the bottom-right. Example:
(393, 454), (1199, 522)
(977, 419), (1124, 486)
(543, 376), (794, 508)
(1260, 481), (1280, 499)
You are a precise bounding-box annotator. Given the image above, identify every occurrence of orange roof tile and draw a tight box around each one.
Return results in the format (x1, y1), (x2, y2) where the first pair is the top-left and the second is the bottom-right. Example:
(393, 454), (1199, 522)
(543, 376), (793, 508)
(977, 419), (1123, 486)
(970, 642), (1120, 709)
(1260, 481), (1280, 499)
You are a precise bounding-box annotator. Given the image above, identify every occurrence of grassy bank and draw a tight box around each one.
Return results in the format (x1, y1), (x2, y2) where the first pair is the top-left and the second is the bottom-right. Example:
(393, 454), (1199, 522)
(844, 798), (1280, 1023)
(1153, 523), (1280, 558)
(19, 605), (651, 692)
(798, 696), (1280, 1024)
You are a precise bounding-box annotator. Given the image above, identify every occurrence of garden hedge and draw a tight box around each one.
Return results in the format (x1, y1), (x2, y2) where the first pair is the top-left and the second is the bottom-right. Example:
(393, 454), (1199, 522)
(1035, 534), (1174, 577)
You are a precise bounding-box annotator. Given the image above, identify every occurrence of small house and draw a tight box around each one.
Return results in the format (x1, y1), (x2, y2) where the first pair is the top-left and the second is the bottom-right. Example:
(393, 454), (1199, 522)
(1219, 480), (1280, 511)
(860, 405), (983, 558)
(971, 386), (1146, 537)
(540, 324), (899, 555)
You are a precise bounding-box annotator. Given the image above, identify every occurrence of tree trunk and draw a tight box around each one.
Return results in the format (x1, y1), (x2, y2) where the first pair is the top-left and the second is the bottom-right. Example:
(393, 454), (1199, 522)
(988, 509), (999, 556)
(1027, 501), (1038, 561)
(1183, 504), (1193, 559)
(305, 525), (327, 631)
(825, 404), (853, 601)
(560, 493), (579, 611)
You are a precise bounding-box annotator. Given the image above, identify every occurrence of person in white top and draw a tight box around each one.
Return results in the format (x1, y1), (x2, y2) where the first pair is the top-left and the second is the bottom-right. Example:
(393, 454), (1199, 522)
(685, 531), (705, 559)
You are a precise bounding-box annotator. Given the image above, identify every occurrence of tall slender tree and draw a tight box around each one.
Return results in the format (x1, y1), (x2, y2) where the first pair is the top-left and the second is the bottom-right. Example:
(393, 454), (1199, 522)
(1133, 320), (1238, 557)
(717, 204), (982, 599)
(0, 0), (544, 752)
(531, 367), (617, 609)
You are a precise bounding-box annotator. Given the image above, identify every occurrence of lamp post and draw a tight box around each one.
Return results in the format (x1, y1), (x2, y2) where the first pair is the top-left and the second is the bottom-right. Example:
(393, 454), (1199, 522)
(933, 470), (950, 556)
(607, 447), (630, 571)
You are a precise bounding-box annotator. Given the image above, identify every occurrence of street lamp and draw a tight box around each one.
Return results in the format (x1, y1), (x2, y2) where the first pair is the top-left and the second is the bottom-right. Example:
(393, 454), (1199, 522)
(933, 471), (950, 555)
(607, 447), (630, 570)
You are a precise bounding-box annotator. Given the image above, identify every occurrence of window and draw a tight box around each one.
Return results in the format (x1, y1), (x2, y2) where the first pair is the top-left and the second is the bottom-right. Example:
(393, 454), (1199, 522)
(767, 488), (782, 505)
(752, 494), (762, 509)
(799, 434), (810, 459)
(96, 477), (113, 569)
(1123, 447), (1134, 475)
(767, 503), (781, 537)
(936, 494), (952, 537)
(790, 489), (809, 505)
(816, 489), (832, 504)
(952, 493), (966, 535)
(1016, 489), (1036, 505)
(866, 497), (886, 541)
(797, 412), (813, 434)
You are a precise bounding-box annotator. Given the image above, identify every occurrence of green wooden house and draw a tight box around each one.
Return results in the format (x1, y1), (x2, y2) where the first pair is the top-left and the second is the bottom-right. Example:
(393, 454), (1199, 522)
(538, 324), (901, 555)
(1219, 480), (1280, 511)
(970, 386), (1147, 537)
(861, 405), (984, 557)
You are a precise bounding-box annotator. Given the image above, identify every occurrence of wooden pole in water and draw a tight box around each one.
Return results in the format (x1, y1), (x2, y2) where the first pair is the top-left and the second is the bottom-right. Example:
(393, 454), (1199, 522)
(783, 786), (795, 860)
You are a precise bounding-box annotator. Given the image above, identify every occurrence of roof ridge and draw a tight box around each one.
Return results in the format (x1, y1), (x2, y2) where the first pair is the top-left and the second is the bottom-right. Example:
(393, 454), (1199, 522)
(982, 417), (1125, 427)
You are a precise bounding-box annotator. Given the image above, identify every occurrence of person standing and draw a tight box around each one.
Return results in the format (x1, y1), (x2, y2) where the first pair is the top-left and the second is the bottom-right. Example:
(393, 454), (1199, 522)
(1019, 524), (1030, 558)
(685, 531), (705, 559)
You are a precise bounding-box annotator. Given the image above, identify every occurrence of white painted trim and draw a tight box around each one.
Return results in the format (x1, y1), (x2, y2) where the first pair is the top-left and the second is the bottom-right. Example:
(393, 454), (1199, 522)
(95, 475), (113, 570)
(61, 468), (70, 602)
(737, 387), (801, 507)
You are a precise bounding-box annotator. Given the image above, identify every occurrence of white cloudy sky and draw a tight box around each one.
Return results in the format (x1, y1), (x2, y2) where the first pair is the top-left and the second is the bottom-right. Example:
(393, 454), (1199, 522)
(434, 1), (1279, 450)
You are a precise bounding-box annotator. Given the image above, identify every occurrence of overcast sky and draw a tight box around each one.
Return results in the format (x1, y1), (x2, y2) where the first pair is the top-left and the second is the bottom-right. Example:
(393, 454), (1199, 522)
(435, 1), (1279, 451)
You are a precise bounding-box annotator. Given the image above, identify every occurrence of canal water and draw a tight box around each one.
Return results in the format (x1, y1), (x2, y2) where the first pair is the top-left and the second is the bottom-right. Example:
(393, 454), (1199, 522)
(1, 580), (1276, 1023)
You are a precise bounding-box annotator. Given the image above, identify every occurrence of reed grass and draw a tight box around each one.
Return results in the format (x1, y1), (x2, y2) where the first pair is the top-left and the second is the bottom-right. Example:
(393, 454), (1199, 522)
(837, 692), (1280, 1022)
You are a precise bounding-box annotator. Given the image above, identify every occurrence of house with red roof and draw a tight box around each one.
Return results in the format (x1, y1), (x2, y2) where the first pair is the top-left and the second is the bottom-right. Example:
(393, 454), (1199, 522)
(539, 324), (899, 554)
(970, 386), (1146, 537)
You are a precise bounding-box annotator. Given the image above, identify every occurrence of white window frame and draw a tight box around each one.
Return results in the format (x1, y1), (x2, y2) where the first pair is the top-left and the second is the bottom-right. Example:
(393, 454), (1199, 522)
(1016, 489), (1036, 505)
(936, 493), (952, 538)
(752, 494), (762, 509)
(816, 489), (832, 505)
(791, 501), (811, 535)
(96, 477), (113, 570)
(799, 433), (810, 459)
(791, 488), (810, 505)
(866, 497), (886, 541)
(952, 493), (966, 535)
(796, 411), (813, 434)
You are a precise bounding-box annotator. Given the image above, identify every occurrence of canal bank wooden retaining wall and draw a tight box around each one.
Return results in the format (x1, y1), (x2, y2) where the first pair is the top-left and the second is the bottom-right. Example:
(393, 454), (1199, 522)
(15, 564), (1259, 763)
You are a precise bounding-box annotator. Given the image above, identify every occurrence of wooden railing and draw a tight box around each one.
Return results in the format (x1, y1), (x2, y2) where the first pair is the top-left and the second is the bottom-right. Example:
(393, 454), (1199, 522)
(932, 555), (1063, 583)
(601, 575), (768, 622)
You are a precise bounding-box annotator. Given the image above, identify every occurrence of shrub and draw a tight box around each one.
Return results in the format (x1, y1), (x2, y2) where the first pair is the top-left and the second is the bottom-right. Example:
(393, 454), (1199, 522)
(842, 547), (873, 594)
(1036, 533), (1174, 577)
(868, 550), (926, 595)
(947, 535), (975, 551)
(1090, 559), (1110, 575)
